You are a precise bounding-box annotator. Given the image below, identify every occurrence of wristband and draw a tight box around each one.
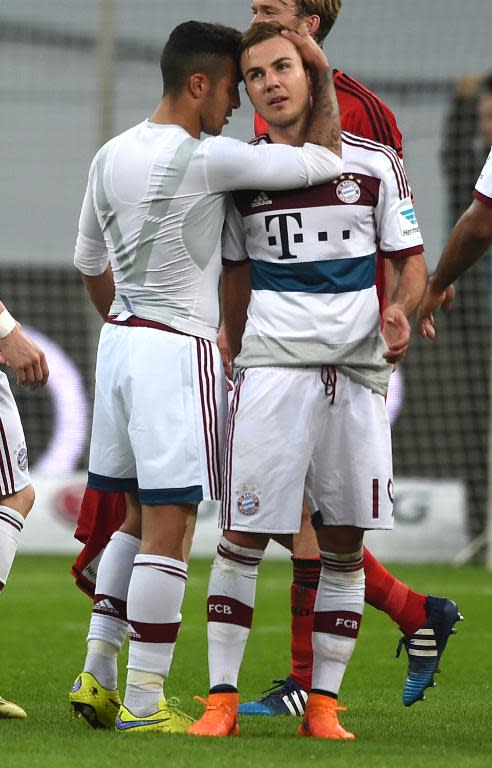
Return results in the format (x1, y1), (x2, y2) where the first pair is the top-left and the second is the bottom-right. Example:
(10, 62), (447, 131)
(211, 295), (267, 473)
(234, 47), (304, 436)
(0, 309), (16, 339)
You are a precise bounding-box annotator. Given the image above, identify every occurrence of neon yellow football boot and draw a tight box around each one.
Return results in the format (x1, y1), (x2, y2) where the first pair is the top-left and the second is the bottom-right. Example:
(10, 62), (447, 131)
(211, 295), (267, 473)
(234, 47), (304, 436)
(69, 672), (121, 729)
(115, 698), (195, 734)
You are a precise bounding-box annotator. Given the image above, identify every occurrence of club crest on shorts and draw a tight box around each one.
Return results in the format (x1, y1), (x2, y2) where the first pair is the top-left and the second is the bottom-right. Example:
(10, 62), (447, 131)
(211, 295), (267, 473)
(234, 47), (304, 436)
(16, 445), (28, 472)
(237, 491), (260, 516)
(336, 177), (361, 204)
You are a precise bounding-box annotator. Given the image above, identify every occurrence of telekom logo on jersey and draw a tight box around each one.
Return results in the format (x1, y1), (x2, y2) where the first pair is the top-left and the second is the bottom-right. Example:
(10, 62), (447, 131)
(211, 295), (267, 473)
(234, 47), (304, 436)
(265, 212), (303, 260)
(263, 211), (353, 261)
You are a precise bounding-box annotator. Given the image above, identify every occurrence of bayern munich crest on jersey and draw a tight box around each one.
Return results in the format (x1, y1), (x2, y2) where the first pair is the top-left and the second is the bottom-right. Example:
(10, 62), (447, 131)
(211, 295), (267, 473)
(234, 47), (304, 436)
(237, 491), (260, 516)
(336, 178), (361, 204)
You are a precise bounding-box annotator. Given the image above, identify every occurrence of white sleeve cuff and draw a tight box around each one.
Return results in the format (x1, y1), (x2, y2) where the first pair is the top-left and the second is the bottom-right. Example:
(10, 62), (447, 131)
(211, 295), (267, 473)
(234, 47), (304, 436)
(302, 143), (343, 186)
(74, 232), (109, 276)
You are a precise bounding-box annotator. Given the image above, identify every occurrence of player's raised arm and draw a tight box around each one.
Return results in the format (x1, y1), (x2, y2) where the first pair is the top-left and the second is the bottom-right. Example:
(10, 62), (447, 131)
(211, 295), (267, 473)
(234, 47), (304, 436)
(281, 28), (341, 157)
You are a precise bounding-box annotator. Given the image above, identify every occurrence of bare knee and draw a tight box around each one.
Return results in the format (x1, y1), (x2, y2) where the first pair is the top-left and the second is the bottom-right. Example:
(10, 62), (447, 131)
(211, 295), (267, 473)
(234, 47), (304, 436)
(316, 525), (364, 554)
(121, 491), (142, 538)
(224, 530), (269, 551)
(1, 483), (35, 519)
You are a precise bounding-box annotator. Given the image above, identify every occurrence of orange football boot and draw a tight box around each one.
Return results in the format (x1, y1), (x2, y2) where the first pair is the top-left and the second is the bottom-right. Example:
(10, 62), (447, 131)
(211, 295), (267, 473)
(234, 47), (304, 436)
(297, 693), (355, 740)
(188, 692), (240, 737)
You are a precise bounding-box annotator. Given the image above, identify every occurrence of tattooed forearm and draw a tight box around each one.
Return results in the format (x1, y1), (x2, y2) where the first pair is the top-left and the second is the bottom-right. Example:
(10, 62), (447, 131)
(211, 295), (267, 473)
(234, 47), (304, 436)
(306, 68), (342, 155)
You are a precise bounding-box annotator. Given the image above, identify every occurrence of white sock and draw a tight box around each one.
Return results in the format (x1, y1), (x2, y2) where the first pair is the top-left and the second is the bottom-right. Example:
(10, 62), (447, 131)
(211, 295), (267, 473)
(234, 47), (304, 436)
(311, 549), (365, 696)
(125, 672), (163, 716)
(84, 531), (141, 689)
(207, 537), (263, 690)
(0, 506), (24, 590)
(84, 640), (119, 690)
(125, 554), (188, 716)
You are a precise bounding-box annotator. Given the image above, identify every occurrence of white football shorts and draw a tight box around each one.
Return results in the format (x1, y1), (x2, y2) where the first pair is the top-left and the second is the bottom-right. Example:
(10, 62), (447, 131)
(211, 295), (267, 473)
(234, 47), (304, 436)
(220, 366), (393, 533)
(0, 372), (30, 497)
(88, 322), (227, 505)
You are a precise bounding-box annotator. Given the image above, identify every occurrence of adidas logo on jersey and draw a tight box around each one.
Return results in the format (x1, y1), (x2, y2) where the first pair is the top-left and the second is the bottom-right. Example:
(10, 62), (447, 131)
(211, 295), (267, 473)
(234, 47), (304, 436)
(251, 192), (273, 208)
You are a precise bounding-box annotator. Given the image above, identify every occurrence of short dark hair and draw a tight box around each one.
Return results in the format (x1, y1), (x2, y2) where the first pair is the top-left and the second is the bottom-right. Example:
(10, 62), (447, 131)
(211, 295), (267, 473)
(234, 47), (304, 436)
(160, 21), (242, 96)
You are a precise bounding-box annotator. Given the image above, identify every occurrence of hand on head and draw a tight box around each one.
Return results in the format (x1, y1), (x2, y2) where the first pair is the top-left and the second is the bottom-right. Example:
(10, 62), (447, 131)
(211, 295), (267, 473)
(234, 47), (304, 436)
(280, 27), (330, 73)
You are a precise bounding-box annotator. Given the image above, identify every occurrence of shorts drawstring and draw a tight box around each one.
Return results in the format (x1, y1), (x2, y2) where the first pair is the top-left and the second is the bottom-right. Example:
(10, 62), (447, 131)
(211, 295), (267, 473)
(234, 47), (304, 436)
(320, 366), (337, 405)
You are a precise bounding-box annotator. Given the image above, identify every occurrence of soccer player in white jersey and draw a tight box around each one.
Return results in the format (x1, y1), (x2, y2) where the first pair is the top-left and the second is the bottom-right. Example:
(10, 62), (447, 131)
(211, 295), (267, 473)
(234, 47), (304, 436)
(69, 20), (343, 734)
(0, 300), (49, 719)
(189, 23), (426, 740)
(418, 147), (492, 333)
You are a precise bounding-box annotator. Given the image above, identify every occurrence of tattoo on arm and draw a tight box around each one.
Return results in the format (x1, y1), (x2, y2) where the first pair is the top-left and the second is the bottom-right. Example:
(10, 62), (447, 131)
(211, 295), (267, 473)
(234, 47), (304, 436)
(306, 69), (341, 154)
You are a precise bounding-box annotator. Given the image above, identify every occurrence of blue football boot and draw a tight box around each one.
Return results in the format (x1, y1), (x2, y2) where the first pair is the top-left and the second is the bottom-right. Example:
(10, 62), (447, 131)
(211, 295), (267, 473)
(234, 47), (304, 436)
(238, 677), (307, 716)
(397, 595), (464, 706)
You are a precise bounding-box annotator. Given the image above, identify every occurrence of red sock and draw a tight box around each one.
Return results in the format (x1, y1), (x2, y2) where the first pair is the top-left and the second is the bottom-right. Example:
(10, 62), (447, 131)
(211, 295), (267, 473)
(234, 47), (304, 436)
(290, 558), (320, 691)
(363, 547), (427, 636)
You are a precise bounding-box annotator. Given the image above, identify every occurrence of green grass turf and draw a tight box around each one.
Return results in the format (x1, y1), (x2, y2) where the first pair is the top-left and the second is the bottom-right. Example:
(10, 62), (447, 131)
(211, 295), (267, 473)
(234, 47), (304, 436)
(0, 556), (490, 767)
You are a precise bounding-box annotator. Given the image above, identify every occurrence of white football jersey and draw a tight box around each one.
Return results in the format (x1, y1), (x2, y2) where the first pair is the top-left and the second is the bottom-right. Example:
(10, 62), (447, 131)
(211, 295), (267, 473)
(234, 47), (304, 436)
(223, 132), (424, 394)
(74, 120), (341, 341)
(474, 147), (492, 207)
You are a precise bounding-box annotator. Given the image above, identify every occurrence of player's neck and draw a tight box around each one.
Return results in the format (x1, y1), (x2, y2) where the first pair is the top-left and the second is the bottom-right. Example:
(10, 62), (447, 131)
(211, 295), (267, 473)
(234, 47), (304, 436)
(149, 97), (202, 139)
(268, 114), (309, 147)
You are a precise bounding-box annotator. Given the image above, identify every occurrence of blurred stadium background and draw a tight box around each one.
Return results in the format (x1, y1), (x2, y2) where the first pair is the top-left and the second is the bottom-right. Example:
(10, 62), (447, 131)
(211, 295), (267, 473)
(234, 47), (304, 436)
(1, 0), (492, 564)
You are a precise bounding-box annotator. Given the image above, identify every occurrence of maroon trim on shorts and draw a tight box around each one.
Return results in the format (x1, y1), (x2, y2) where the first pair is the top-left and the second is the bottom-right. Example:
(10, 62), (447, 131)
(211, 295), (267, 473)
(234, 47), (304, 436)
(206, 340), (222, 496)
(220, 370), (245, 530)
(196, 339), (221, 499)
(106, 315), (190, 336)
(0, 417), (15, 495)
(207, 595), (254, 628)
(372, 479), (380, 519)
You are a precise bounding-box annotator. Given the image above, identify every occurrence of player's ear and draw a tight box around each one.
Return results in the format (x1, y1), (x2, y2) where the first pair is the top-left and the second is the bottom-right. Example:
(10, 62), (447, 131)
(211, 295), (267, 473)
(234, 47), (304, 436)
(188, 73), (211, 100)
(305, 14), (321, 38)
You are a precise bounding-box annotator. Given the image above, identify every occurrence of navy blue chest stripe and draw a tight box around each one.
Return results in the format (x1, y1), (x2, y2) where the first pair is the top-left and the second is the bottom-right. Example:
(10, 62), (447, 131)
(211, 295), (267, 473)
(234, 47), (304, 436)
(250, 254), (376, 294)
